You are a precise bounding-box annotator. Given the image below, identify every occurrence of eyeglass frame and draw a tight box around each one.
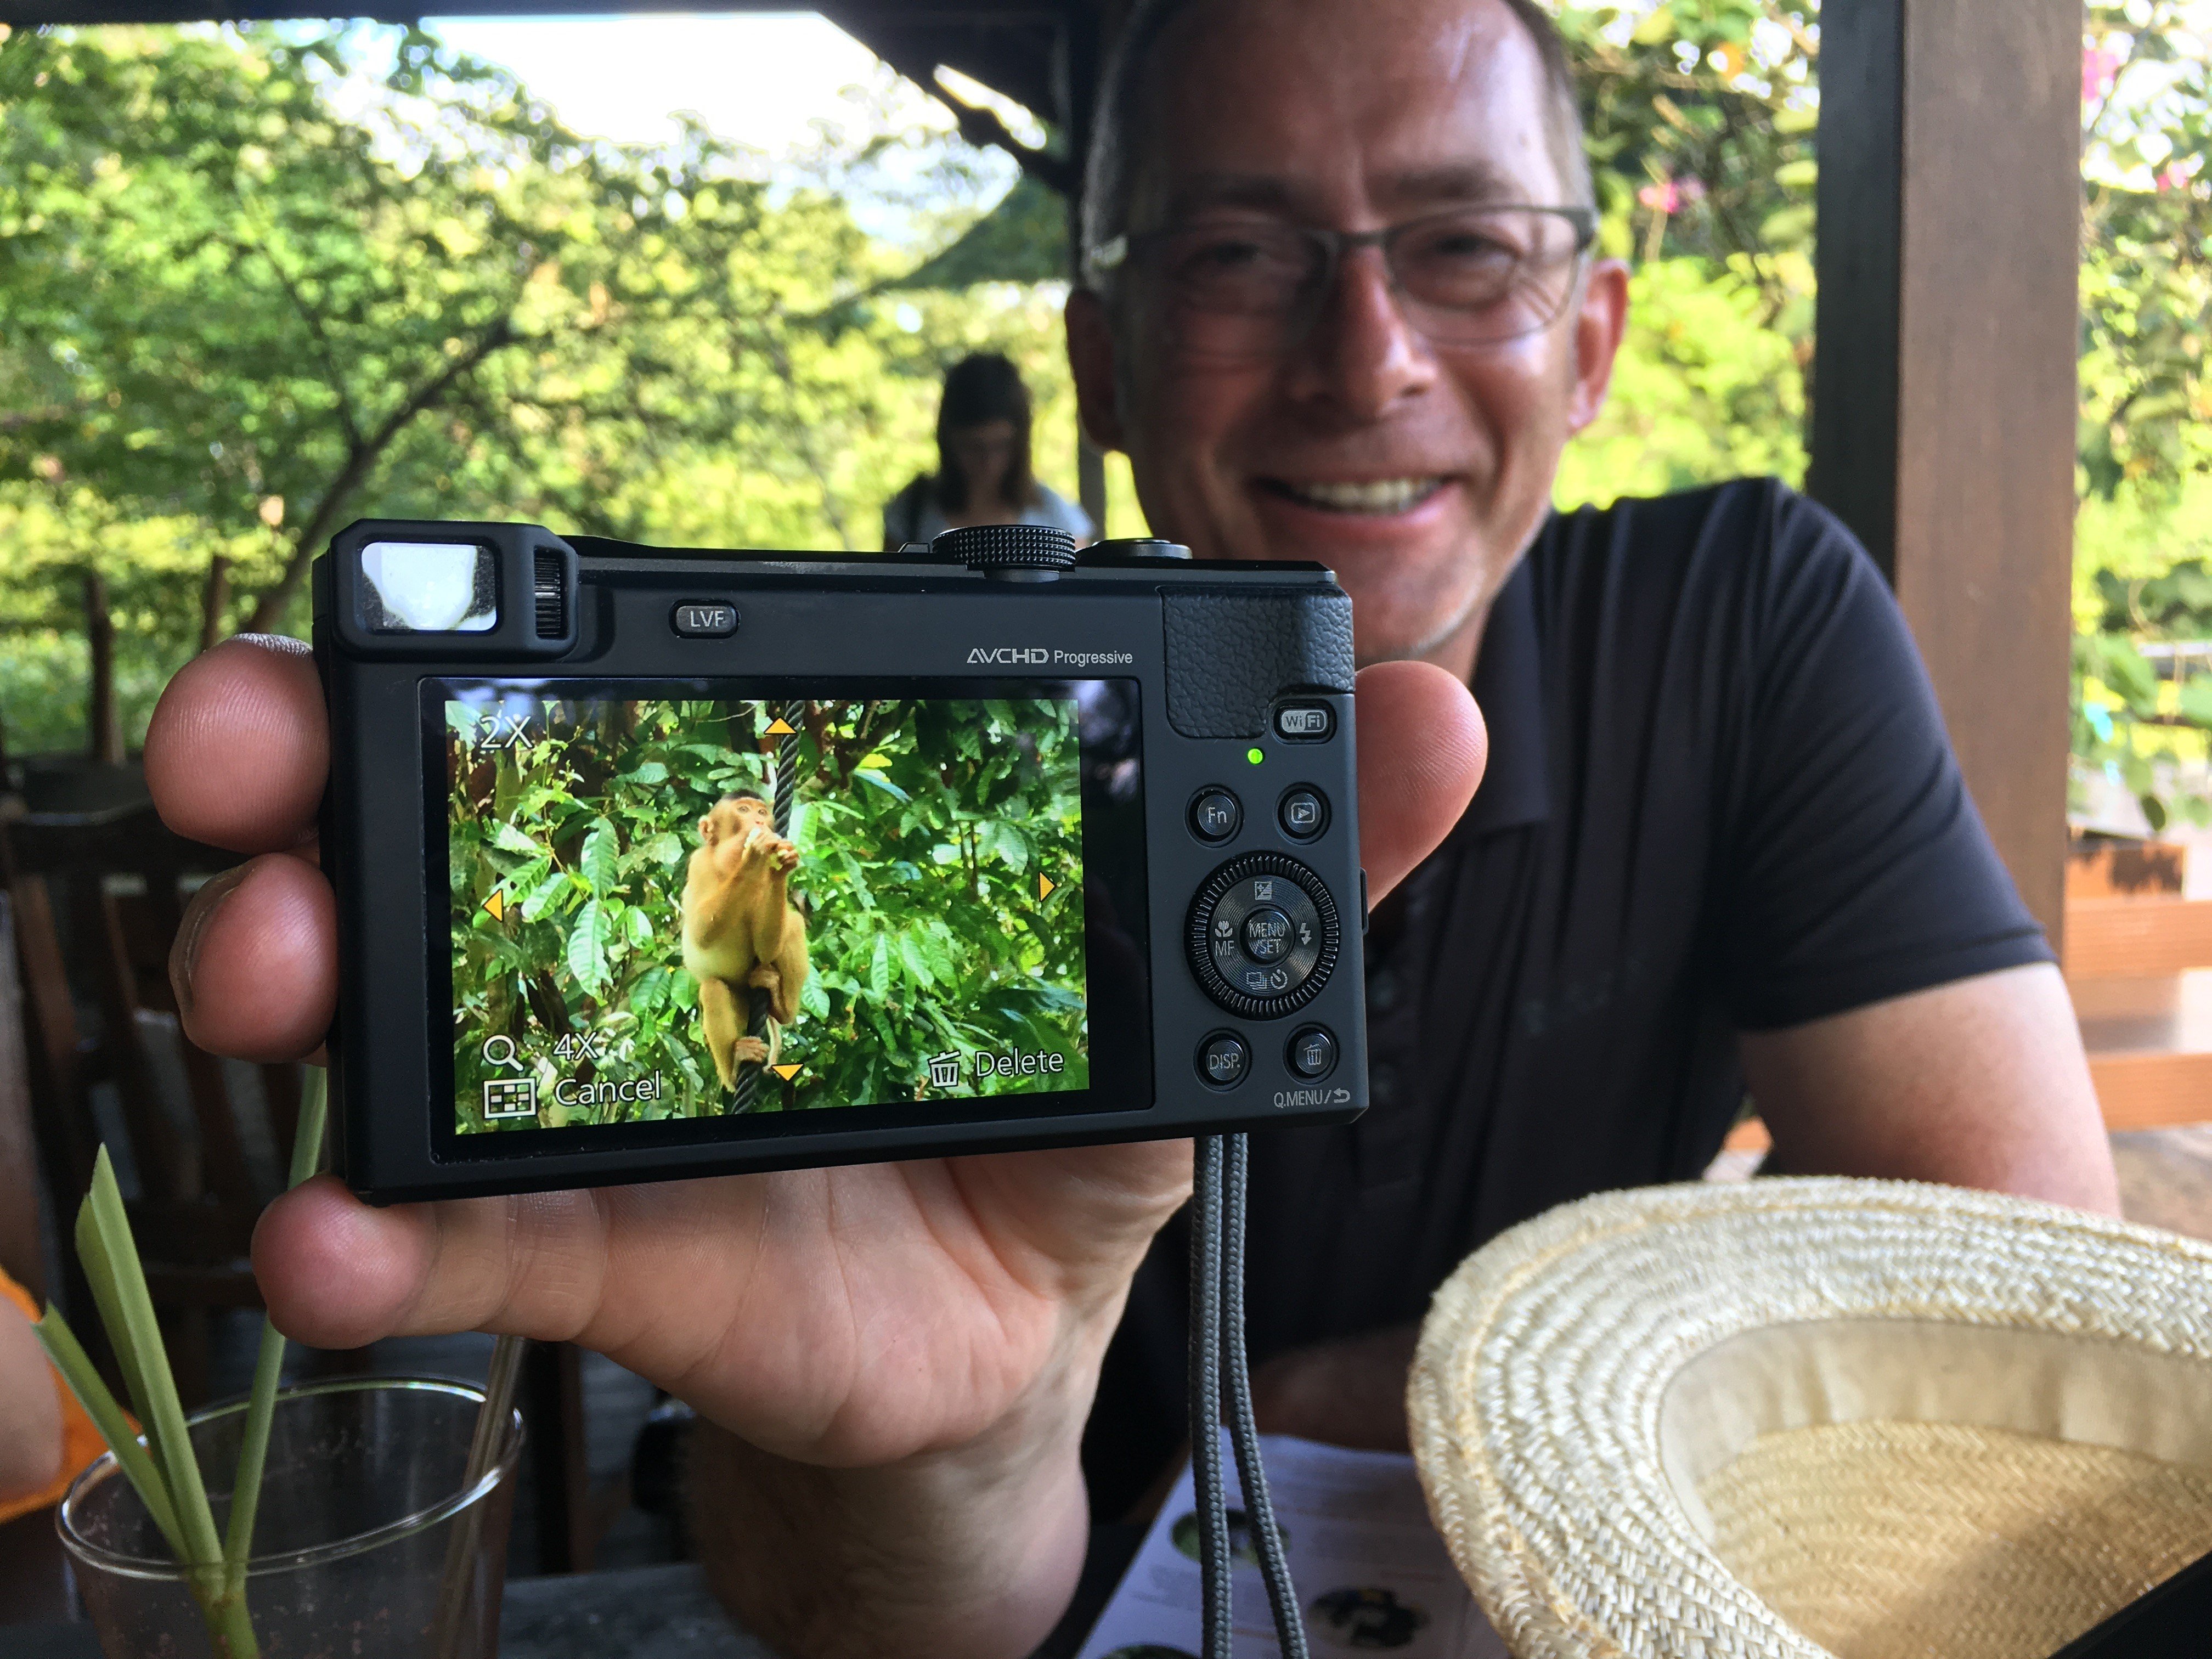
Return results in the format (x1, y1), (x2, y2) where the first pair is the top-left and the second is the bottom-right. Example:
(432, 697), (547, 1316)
(1085, 202), (1602, 353)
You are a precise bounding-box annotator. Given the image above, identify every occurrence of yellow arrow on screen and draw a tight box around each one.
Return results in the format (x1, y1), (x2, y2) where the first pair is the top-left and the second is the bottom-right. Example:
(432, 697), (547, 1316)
(481, 890), (506, 922)
(1039, 873), (1056, 900)
(769, 1063), (801, 1081)
(764, 717), (796, 735)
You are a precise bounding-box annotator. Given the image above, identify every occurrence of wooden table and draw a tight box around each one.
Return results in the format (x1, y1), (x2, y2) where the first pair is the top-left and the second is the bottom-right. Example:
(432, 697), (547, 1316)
(11, 1564), (775, 1658)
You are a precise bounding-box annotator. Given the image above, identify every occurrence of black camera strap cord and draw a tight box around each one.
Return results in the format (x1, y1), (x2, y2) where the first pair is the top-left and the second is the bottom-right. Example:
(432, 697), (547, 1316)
(1190, 1134), (1310, 1659)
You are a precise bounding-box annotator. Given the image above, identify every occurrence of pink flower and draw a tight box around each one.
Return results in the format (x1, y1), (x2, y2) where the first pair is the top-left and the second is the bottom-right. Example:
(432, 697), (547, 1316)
(2084, 42), (2121, 104)
(1637, 176), (1702, 215)
(2157, 163), (2192, 192)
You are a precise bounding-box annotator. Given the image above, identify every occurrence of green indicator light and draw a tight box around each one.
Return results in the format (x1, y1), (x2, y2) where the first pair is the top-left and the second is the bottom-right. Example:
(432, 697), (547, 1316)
(1247, 747), (1265, 765)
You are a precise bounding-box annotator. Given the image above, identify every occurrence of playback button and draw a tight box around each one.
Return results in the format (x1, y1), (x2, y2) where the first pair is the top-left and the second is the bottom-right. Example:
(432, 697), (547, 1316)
(1278, 786), (1328, 842)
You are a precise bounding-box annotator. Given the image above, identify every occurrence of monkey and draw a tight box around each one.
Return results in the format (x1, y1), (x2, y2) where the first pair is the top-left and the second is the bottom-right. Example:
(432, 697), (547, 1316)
(679, 792), (810, 1091)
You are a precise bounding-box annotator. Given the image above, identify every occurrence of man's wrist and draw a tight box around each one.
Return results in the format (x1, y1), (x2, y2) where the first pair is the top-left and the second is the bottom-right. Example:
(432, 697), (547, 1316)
(691, 1298), (1119, 1659)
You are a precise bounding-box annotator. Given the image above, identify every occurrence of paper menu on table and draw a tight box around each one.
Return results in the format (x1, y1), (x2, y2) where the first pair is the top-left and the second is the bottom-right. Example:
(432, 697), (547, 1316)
(1074, 1434), (1508, 1659)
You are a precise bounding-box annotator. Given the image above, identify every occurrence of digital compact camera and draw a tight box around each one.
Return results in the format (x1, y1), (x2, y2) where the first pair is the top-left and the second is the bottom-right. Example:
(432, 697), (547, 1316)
(314, 520), (1367, 1201)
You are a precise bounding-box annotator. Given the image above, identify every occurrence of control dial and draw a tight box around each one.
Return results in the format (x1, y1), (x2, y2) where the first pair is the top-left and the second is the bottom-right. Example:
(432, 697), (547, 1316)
(1186, 853), (1342, 1019)
(933, 523), (1077, 572)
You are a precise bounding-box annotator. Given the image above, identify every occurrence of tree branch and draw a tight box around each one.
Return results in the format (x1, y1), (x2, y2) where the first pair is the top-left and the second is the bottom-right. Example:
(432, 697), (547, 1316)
(240, 318), (520, 634)
(241, 238), (364, 450)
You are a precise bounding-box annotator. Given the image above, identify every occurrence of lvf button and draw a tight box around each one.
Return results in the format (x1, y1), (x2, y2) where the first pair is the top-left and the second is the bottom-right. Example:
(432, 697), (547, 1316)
(672, 601), (739, 637)
(1286, 1026), (1338, 1080)
(1273, 703), (1334, 741)
(1190, 788), (1243, 843)
(1198, 1031), (1250, 1089)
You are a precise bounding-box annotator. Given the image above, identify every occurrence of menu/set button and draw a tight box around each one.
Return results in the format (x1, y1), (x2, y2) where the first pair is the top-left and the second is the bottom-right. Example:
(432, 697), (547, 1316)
(1190, 788), (1243, 843)
(1242, 907), (1292, 963)
(672, 602), (739, 638)
(1198, 1032), (1250, 1088)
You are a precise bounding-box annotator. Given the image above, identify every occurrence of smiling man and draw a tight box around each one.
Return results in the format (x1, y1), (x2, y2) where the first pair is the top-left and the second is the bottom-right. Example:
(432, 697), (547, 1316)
(1059, 0), (2121, 1514)
(145, 2), (2119, 1655)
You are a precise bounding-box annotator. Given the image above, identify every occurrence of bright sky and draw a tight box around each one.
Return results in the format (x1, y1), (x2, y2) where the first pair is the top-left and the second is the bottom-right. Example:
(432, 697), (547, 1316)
(418, 12), (939, 153)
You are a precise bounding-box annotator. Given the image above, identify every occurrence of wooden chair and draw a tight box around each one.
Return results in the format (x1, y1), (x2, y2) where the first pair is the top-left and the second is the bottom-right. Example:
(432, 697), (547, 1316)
(2063, 839), (2212, 1128)
(0, 887), (75, 1623)
(2, 799), (287, 1406)
(3, 797), (609, 1575)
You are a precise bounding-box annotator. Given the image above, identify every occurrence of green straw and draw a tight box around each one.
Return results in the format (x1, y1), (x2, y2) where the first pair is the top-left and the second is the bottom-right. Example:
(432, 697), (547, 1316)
(223, 1069), (330, 1587)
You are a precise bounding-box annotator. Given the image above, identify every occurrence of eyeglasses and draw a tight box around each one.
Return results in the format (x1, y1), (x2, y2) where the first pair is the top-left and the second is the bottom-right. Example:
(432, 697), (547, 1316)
(1088, 204), (1599, 359)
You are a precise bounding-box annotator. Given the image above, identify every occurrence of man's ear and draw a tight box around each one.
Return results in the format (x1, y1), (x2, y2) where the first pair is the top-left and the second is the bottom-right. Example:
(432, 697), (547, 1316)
(1065, 287), (1128, 452)
(1565, 258), (1630, 435)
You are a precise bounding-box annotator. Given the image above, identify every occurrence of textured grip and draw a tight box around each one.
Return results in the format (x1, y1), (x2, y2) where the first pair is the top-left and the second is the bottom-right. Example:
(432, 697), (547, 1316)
(1163, 590), (1355, 738)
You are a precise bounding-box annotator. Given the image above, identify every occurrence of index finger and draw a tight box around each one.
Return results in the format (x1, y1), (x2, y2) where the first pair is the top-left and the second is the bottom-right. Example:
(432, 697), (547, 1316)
(145, 635), (328, 853)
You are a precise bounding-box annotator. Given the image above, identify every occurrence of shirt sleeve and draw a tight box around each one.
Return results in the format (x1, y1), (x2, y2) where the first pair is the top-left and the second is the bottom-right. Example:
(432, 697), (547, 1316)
(0, 1271), (110, 1525)
(1031, 485), (1097, 541)
(1716, 484), (2053, 1031)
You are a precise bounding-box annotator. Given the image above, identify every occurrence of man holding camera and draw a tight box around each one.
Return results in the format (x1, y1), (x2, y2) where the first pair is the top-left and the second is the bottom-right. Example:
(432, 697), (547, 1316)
(147, 0), (2117, 1654)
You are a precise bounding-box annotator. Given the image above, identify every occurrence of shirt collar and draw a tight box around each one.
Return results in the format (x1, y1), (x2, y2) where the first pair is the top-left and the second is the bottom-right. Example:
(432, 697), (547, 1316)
(1454, 552), (1550, 838)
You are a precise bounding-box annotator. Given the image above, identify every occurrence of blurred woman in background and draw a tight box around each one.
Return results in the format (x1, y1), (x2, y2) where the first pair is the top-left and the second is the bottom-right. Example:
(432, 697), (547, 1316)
(883, 352), (1094, 550)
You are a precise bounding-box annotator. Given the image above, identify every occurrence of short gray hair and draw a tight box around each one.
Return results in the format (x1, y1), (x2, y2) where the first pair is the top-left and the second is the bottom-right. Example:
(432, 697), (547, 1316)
(1079, 0), (1595, 289)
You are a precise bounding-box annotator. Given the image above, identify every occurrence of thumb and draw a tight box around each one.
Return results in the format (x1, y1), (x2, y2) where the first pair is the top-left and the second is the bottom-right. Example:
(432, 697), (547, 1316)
(1353, 661), (1486, 903)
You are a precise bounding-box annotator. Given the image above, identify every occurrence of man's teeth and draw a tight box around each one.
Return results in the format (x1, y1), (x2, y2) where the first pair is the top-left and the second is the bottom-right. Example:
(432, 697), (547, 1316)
(1283, 478), (1446, 514)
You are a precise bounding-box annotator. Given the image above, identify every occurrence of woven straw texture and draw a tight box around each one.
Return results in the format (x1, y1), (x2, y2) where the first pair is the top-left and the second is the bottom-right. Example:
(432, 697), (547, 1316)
(1406, 1177), (2212, 1659)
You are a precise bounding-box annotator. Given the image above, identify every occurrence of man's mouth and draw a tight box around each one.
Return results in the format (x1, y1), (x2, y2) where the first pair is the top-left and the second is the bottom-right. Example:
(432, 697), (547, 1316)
(1265, 477), (1452, 515)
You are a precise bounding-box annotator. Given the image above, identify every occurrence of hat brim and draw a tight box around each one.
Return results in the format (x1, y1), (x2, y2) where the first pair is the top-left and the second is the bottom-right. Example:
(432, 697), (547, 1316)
(1408, 1177), (2212, 1659)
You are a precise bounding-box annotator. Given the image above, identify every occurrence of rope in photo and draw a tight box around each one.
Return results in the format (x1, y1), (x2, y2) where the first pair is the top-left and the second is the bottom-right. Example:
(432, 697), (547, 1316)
(731, 700), (807, 1114)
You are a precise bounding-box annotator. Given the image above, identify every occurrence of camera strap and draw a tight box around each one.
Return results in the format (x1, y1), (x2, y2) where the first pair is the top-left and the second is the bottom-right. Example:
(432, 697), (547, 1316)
(1189, 1134), (1309, 1659)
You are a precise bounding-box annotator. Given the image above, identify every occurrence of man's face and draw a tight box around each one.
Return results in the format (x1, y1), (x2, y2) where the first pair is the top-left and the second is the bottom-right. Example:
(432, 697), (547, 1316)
(1068, 0), (1628, 670)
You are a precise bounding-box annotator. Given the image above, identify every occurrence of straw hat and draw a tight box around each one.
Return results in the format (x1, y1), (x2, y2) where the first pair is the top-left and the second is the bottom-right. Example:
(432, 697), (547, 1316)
(1406, 1177), (2212, 1659)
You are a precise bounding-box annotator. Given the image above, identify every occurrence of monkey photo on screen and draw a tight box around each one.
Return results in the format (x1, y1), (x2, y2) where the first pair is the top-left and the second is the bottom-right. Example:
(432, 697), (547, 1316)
(441, 689), (1097, 1135)
(680, 791), (811, 1089)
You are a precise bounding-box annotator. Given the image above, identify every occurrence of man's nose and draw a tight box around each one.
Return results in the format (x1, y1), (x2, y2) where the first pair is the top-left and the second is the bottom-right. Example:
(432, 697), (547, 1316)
(1288, 245), (1438, 417)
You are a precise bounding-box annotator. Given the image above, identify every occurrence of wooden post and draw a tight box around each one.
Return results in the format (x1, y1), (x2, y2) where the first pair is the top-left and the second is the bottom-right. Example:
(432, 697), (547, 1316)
(1809, 0), (2081, 950)
(199, 553), (231, 654)
(83, 568), (122, 766)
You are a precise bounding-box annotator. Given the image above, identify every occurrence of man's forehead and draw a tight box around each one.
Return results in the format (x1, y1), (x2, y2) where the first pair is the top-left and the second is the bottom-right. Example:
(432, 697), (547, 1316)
(1129, 0), (1562, 222)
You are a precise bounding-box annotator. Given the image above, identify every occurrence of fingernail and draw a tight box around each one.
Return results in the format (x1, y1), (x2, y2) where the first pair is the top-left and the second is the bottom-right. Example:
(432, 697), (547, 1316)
(171, 864), (251, 1015)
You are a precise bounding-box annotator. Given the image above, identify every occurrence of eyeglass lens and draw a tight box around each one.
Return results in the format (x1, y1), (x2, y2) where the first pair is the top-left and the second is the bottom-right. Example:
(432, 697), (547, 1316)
(1146, 207), (1587, 357)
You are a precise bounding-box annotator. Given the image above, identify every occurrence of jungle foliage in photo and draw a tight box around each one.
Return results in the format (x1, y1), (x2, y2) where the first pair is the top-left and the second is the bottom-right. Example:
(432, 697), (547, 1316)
(446, 692), (1088, 1128)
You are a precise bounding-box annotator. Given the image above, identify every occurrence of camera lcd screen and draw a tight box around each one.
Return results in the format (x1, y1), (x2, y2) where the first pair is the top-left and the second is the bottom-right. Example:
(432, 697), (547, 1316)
(429, 679), (1150, 1148)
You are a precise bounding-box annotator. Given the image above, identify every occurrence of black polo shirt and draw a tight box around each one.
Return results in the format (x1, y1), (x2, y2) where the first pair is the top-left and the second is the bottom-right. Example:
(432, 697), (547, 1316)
(1081, 477), (2053, 1519)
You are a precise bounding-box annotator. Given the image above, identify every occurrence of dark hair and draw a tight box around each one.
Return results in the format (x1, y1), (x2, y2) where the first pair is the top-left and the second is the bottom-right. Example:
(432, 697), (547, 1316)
(933, 352), (1038, 513)
(1081, 0), (1593, 289)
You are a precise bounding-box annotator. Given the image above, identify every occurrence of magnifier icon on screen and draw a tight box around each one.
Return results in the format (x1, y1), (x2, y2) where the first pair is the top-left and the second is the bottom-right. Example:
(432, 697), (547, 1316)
(481, 1035), (523, 1072)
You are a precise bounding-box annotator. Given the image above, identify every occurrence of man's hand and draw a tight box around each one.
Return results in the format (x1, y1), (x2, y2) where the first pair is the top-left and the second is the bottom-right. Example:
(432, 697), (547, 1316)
(145, 635), (1484, 1658)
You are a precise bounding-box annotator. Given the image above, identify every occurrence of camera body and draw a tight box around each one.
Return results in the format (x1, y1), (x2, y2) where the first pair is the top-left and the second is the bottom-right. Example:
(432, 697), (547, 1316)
(315, 520), (1367, 1202)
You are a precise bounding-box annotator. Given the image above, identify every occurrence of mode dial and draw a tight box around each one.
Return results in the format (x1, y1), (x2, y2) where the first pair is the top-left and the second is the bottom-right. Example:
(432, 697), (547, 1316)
(1186, 853), (1342, 1019)
(934, 523), (1077, 573)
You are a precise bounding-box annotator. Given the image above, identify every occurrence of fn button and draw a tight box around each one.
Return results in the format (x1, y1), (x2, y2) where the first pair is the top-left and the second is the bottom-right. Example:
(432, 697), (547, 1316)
(1190, 788), (1243, 843)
